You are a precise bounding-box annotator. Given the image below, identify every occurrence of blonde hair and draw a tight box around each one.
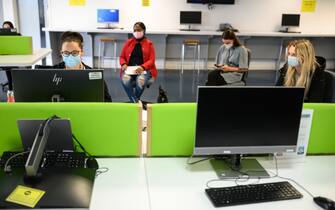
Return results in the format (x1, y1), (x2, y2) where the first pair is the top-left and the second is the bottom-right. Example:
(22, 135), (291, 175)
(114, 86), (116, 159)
(284, 39), (318, 88)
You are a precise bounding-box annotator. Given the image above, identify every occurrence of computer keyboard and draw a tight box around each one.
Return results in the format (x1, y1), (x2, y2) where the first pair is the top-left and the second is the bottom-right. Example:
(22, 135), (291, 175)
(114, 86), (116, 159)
(0, 151), (86, 169)
(205, 181), (303, 207)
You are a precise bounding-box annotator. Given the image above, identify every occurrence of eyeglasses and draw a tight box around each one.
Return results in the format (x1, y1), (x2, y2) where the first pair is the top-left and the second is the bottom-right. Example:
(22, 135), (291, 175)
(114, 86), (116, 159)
(61, 50), (81, 57)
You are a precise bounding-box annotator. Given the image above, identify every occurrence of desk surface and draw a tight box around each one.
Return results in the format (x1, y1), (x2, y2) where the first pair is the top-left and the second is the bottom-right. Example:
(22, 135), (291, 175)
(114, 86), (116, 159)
(43, 28), (335, 37)
(144, 156), (335, 210)
(0, 156), (332, 209)
(90, 158), (150, 210)
(0, 48), (52, 67)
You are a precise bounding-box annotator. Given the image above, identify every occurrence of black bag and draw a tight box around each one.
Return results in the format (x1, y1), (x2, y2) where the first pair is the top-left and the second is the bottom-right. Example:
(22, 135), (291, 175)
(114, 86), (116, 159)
(157, 85), (168, 103)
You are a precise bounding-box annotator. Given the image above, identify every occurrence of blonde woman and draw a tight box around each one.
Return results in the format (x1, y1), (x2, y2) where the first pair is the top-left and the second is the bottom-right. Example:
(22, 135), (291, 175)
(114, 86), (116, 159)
(276, 39), (326, 102)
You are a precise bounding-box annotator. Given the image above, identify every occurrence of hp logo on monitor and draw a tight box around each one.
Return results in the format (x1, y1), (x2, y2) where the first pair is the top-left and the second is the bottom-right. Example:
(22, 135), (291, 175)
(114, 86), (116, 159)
(52, 74), (62, 85)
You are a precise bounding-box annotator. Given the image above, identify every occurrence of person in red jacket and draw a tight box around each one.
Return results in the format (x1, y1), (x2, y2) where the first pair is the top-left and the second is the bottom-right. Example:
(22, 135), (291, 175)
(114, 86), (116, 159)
(119, 22), (157, 103)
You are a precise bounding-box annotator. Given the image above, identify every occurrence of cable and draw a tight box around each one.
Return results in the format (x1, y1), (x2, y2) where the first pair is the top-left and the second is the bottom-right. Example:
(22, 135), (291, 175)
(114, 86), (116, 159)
(187, 155), (213, 165)
(205, 154), (315, 198)
(3, 151), (30, 173)
(72, 134), (91, 157)
(95, 167), (109, 177)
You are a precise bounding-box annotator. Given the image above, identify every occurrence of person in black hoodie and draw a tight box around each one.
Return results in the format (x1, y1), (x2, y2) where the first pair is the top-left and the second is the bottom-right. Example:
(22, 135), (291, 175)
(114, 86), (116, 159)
(276, 39), (326, 102)
(53, 31), (112, 102)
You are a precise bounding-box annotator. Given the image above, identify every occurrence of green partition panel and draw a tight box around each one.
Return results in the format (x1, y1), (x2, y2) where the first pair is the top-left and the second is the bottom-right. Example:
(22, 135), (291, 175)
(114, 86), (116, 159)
(304, 103), (335, 154)
(147, 103), (335, 156)
(0, 36), (33, 55)
(0, 103), (141, 156)
(147, 103), (196, 156)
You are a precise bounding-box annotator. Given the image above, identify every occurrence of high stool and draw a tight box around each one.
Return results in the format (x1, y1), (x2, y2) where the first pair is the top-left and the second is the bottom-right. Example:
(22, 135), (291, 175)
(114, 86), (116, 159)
(181, 39), (201, 74)
(98, 37), (118, 72)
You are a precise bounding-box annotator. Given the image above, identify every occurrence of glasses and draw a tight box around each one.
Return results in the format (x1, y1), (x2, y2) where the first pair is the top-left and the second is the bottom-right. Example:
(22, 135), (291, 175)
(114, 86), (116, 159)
(61, 50), (80, 57)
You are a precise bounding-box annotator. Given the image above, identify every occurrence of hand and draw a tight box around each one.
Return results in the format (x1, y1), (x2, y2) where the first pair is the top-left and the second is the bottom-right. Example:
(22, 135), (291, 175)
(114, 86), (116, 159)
(135, 66), (144, 74)
(121, 64), (128, 71)
(221, 65), (231, 72)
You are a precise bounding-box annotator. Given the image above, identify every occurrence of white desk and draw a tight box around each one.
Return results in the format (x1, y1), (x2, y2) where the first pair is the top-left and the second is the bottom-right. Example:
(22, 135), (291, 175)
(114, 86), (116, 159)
(0, 48), (52, 67)
(43, 27), (335, 37)
(91, 158), (150, 210)
(144, 156), (335, 210)
(43, 28), (335, 74)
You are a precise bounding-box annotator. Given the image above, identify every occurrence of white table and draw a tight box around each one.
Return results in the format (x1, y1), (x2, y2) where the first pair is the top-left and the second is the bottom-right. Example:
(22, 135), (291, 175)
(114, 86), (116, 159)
(144, 156), (335, 210)
(43, 28), (335, 75)
(0, 48), (52, 67)
(91, 158), (150, 210)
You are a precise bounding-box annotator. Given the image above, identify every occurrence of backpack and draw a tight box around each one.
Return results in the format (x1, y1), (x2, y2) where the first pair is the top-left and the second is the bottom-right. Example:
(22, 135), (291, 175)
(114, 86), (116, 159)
(157, 85), (168, 103)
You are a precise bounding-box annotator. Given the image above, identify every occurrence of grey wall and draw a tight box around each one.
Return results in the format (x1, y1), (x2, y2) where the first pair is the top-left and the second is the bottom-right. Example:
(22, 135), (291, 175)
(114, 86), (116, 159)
(0, 1), (4, 24)
(17, 0), (41, 49)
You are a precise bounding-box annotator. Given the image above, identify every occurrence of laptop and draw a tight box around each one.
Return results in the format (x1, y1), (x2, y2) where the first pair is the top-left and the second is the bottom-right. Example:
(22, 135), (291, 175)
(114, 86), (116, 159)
(17, 119), (74, 152)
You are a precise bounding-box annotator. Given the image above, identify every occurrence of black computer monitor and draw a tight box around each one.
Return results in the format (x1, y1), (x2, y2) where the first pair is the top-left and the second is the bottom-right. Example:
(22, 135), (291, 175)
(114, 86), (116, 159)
(12, 69), (105, 102)
(187, 0), (235, 4)
(180, 11), (202, 31)
(180, 11), (202, 24)
(281, 14), (300, 27)
(194, 86), (304, 178)
(0, 28), (19, 36)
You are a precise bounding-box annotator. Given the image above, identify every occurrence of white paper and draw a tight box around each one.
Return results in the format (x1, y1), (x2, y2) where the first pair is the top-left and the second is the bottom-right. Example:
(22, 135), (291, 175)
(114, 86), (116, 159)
(125, 66), (147, 75)
(220, 72), (243, 84)
(276, 109), (314, 162)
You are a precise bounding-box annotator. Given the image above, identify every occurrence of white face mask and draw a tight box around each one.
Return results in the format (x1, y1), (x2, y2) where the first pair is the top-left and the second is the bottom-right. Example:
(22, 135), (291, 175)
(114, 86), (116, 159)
(133, 31), (144, 39)
(224, 43), (233, 49)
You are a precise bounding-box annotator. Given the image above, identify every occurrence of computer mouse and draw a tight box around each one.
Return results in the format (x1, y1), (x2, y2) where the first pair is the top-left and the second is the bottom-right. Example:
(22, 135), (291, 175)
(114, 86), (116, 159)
(86, 158), (99, 170)
(313, 196), (335, 210)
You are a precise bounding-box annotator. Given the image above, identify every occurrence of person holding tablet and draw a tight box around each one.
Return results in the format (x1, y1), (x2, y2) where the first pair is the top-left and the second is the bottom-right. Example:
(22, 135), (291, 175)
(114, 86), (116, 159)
(119, 22), (157, 103)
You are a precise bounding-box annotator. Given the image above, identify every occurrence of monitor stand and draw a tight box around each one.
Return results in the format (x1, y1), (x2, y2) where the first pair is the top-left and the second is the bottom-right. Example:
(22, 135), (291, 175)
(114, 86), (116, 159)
(210, 154), (270, 179)
(278, 27), (301, 33)
(180, 25), (200, 31)
(97, 23), (121, 30)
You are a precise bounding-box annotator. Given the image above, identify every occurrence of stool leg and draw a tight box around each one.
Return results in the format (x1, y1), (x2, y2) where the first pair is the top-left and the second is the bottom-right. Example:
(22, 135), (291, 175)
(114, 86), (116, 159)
(102, 42), (106, 69)
(197, 44), (201, 74)
(181, 44), (185, 74)
(114, 41), (117, 73)
(98, 41), (102, 69)
(193, 45), (197, 71)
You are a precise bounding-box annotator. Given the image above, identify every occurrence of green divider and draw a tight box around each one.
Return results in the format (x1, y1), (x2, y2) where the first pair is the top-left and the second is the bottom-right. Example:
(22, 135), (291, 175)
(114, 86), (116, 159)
(0, 36), (33, 55)
(303, 103), (335, 154)
(147, 103), (335, 156)
(147, 103), (196, 156)
(0, 103), (141, 156)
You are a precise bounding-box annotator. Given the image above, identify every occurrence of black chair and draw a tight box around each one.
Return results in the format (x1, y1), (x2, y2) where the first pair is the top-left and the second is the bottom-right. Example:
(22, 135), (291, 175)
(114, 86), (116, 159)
(324, 70), (335, 103)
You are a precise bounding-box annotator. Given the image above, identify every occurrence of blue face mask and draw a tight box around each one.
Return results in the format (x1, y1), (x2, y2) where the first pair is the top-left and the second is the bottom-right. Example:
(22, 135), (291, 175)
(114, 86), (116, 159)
(287, 56), (300, 67)
(62, 55), (81, 68)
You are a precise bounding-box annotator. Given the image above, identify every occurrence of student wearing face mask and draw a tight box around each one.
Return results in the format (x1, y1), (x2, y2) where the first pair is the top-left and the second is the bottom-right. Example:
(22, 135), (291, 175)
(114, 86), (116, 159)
(276, 39), (326, 102)
(119, 22), (157, 103)
(206, 29), (248, 86)
(52, 31), (112, 101)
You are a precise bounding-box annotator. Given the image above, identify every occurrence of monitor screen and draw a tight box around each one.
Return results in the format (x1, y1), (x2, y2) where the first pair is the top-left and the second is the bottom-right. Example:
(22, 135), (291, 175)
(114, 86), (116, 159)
(281, 14), (300, 27)
(0, 28), (18, 36)
(12, 69), (105, 102)
(187, 0), (235, 4)
(194, 86), (304, 155)
(180, 11), (202, 24)
(97, 9), (119, 23)
(187, 0), (206, 3)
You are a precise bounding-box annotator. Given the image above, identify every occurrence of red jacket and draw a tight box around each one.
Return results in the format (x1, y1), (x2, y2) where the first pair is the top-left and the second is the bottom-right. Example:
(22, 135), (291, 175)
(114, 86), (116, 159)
(119, 37), (157, 78)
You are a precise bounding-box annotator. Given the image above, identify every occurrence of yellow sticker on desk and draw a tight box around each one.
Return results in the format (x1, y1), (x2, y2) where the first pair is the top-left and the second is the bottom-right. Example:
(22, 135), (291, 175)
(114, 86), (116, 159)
(6, 185), (45, 208)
